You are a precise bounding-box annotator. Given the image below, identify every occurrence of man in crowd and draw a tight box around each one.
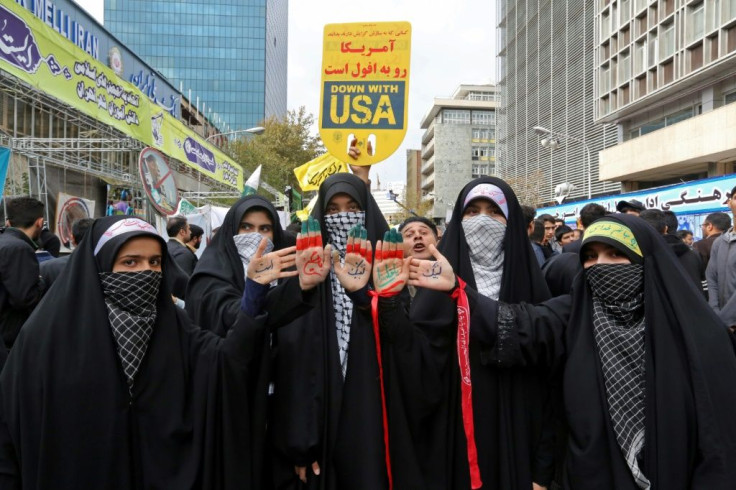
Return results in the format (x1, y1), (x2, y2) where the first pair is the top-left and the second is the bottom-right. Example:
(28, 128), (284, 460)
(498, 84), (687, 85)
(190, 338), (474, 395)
(0, 197), (46, 349)
(563, 203), (608, 254)
(706, 186), (736, 328)
(694, 212), (730, 270)
(530, 219), (551, 267)
(616, 198), (645, 215)
(40, 218), (94, 289)
(166, 216), (196, 275)
(677, 229), (694, 247)
(186, 223), (204, 253)
(399, 216), (438, 260)
(538, 214), (561, 253)
(640, 209), (702, 290)
(554, 224), (575, 247)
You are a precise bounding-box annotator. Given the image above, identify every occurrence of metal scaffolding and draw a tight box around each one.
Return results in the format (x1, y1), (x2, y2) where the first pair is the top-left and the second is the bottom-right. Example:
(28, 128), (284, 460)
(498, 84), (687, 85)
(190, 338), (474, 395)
(0, 70), (263, 213)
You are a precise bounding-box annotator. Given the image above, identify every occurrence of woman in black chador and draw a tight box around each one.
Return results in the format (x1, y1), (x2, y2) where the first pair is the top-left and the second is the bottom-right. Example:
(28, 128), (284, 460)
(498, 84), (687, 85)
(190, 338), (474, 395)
(271, 172), (391, 490)
(187, 194), (313, 335)
(410, 213), (736, 489)
(0, 216), (273, 489)
(378, 177), (560, 489)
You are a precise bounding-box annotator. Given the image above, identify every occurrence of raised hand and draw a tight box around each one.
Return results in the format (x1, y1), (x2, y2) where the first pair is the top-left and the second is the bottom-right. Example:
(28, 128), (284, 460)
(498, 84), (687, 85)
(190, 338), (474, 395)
(333, 224), (373, 292)
(373, 229), (410, 294)
(296, 216), (332, 291)
(247, 237), (298, 285)
(408, 243), (456, 292)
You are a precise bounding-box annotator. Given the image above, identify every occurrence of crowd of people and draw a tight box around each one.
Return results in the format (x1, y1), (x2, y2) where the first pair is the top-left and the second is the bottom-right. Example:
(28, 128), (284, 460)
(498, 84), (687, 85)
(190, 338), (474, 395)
(0, 172), (736, 489)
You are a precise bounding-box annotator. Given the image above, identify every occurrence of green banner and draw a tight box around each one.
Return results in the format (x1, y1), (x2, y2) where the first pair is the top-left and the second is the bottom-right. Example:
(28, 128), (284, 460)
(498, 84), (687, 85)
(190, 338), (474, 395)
(0, 2), (243, 190)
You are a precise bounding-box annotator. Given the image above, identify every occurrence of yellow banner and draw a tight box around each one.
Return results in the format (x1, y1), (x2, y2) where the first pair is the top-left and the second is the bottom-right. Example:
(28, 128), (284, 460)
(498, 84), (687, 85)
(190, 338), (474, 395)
(293, 153), (348, 192)
(0, 2), (242, 189)
(319, 22), (411, 166)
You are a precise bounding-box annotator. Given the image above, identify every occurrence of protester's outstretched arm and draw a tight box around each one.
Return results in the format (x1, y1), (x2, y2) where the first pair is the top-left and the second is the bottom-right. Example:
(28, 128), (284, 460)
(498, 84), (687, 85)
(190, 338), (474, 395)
(409, 244), (568, 367)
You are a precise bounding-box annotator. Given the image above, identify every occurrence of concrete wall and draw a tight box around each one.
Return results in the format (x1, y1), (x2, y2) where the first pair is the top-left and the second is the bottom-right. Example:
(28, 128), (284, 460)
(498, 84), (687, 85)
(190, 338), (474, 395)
(599, 102), (736, 182)
(432, 124), (473, 219)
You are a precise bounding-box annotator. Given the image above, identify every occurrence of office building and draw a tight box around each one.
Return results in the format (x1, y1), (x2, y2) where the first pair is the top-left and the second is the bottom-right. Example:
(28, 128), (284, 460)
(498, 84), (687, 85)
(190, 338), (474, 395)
(419, 84), (499, 222)
(104, 0), (288, 131)
(595, 0), (736, 191)
(405, 149), (422, 211)
(496, 0), (620, 205)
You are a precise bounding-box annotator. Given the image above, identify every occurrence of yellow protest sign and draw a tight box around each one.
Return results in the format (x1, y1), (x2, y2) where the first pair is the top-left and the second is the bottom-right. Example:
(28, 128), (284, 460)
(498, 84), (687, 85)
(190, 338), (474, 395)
(319, 22), (411, 166)
(294, 153), (349, 192)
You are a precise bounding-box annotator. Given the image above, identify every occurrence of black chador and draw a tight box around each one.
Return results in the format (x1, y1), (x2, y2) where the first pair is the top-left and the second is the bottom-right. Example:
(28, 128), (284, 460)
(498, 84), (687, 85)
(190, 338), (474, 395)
(381, 177), (560, 489)
(271, 173), (390, 490)
(0, 216), (270, 489)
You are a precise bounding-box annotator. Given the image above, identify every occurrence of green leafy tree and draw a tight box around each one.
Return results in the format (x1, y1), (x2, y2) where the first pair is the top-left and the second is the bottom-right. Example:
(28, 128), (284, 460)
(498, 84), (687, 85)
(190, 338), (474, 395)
(231, 107), (324, 195)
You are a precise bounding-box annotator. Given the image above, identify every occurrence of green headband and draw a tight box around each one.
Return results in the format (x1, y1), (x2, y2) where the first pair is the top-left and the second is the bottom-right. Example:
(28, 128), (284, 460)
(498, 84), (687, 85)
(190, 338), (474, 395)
(583, 221), (643, 258)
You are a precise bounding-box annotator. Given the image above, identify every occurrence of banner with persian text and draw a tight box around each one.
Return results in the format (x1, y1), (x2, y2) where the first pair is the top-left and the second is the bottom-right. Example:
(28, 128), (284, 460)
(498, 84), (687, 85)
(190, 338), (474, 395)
(0, 2), (242, 189)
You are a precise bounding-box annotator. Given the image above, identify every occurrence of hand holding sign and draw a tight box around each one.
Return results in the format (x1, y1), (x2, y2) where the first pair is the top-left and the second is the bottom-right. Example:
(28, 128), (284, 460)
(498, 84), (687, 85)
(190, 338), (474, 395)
(296, 216), (332, 290)
(247, 237), (298, 285)
(408, 244), (456, 292)
(333, 224), (373, 292)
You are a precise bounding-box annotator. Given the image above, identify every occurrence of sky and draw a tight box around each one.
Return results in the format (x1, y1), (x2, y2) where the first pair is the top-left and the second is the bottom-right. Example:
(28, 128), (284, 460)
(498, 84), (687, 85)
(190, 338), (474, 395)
(76, 0), (495, 185)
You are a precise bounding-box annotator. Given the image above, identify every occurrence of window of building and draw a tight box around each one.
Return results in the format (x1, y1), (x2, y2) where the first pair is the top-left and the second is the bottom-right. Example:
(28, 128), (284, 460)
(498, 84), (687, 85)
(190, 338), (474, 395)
(629, 107), (695, 139)
(472, 146), (494, 161)
(472, 128), (495, 141)
(619, 51), (631, 83)
(467, 91), (497, 101)
(706, 0), (720, 33)
(648, 34), (658, 67)
(725, 91), (736, 105)
(442, 109), (470, 124)
(688, 3), (706, 45)
(634, 40), (646, 73)
(472, 163), (490, 178)
(660, 22), (676, 58)
(471, 111), (496, 125)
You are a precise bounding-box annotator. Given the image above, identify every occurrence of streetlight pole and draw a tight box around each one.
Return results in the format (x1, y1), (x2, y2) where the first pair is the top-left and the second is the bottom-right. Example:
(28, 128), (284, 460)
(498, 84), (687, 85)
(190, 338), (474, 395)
(205, 126), (266, 143)
(533, 126), (592, 199)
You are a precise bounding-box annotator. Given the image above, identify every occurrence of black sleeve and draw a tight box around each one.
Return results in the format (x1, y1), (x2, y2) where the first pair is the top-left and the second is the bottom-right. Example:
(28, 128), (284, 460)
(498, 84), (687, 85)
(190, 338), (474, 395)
(464, 286), (570, 368)
(262, 277), (318, 329)
(0, 243), (43, 309)
(377, 295), (443, 420)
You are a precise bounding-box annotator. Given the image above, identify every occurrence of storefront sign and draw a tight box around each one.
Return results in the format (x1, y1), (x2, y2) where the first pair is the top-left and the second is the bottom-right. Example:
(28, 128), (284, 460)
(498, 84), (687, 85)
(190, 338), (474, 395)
(539, 174), (736, 224)
(0, 2), (242, 189)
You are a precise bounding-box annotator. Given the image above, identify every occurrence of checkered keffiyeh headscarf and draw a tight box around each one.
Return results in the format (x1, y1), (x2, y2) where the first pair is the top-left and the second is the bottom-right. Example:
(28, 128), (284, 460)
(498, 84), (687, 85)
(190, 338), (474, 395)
(233, 232), (274, 277)
(324, 211), (365, 378)
(586, 263), (650, 490)
(99, 270), (162, 394)
(461, 214), (506, 300)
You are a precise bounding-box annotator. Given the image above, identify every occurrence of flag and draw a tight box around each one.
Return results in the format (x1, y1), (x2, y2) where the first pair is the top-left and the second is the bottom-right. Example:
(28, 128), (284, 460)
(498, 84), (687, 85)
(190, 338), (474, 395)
(296, 194), (319, 222)
(293, 153), (348, 192)
(242, 165), (262, 196)
(0, 148), (10, 203)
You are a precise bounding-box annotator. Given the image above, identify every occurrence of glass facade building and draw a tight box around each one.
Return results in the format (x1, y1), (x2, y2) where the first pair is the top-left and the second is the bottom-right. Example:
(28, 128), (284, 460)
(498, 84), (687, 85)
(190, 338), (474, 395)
(104, 0), (288, 131)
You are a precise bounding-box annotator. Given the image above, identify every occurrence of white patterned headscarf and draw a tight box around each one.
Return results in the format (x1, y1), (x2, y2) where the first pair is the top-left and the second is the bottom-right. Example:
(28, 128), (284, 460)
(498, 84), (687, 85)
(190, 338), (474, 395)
(324, 211), (366, 378)
(232, 232), (274, 277)
(462, 214), (506, 300)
